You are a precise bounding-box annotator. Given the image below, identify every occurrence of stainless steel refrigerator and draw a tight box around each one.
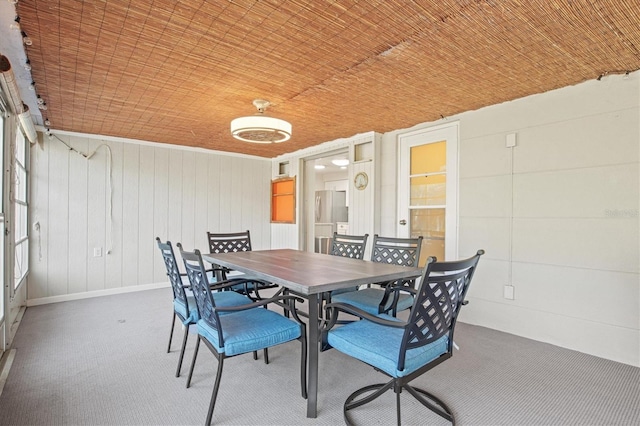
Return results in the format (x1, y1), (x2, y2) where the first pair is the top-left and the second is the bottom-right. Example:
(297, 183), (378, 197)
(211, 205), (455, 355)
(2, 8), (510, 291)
(314, 190), (347, 253)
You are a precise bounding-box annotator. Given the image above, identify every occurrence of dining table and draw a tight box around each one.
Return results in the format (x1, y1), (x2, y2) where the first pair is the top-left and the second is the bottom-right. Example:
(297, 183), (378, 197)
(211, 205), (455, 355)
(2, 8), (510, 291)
(202, 248), (422, 418)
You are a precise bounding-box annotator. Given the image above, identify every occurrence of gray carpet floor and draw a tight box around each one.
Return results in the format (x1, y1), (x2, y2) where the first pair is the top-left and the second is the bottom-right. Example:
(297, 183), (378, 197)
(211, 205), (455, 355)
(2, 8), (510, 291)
(0, 288), (638, 425)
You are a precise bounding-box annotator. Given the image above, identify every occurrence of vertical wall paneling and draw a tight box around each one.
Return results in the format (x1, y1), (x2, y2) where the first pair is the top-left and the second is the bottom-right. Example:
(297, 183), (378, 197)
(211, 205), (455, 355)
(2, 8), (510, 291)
(152, 148), (169, 282)
(193, 154), (209, 252)
(47, 136), (70, 296)
(28, 135), (271, 301)
(104, 140), (124, 289)
(379, 135), (397, 236)
(137, 145), (155, 286)
(241, 159), (253, 241)
(67, 137), (88, 294)
(258, 160), (271, 248)
(180, 151), (196, 252)
(28, 140), (49, 299)
(218, 156), (232, 230)
(229, 157), (242, 232)
(86, 139), (108, 292)
(121, 144), (140, 286)
(167, 149), (183, 244)
(206, 155), (221, 237)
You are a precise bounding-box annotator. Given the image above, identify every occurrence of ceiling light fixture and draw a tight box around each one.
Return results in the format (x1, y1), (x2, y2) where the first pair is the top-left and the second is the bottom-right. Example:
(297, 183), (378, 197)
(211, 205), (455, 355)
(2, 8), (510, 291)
(230, 99), (291, 143)
(314, 165), (325, 170)
(331, 159), (349, 166)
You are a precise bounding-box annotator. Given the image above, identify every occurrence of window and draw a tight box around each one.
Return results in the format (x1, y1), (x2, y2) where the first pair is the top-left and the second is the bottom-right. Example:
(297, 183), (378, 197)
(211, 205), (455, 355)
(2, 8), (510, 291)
(13, 128), (28, 290)
(271, 177), (296, 223)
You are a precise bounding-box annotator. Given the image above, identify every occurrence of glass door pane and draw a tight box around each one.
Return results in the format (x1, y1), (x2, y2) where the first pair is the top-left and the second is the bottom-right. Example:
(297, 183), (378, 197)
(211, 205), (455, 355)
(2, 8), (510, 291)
(410, 140), (446, 263)
(411, 208), (445, 266)
(410, 174), (446, 206)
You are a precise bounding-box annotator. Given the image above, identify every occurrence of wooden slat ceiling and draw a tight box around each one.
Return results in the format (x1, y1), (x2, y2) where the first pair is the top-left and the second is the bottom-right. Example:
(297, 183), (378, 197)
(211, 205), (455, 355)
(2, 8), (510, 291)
(17, 0), (640, 158)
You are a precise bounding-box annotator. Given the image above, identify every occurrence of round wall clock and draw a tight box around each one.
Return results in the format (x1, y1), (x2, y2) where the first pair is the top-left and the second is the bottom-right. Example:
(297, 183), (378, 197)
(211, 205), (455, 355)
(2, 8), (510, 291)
(354, 171), (368, 190)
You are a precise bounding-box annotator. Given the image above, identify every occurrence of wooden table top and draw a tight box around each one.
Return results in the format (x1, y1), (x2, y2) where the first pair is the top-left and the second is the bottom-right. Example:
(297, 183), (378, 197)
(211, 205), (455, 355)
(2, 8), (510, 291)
(202, 249), (423, 296)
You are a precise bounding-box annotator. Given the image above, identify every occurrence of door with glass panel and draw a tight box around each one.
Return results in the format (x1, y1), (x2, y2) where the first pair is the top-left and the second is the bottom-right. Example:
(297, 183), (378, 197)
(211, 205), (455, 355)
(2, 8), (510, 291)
(397, 123), (458, 265)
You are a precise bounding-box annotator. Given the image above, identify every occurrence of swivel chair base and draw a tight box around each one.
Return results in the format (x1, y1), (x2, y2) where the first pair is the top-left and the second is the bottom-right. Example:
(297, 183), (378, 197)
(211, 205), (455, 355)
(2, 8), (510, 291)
(343, 381), (454, 426)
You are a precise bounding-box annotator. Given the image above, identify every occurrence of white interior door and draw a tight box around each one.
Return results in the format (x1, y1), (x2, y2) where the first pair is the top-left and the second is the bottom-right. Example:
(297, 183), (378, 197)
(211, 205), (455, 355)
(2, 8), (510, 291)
(0, 216), (4, 354)
(397, 123), (458, 265)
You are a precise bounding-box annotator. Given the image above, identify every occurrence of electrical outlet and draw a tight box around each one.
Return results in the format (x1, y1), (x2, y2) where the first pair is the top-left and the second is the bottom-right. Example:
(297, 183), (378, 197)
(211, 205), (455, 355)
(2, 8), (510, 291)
(93, 247), (102, 257)
(503, 285), (515, 300)
(506, 133), (517, 148)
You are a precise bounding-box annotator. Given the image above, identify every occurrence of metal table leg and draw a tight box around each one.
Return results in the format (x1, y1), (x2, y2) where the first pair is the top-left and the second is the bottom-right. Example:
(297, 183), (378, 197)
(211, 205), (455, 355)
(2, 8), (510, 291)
(306, 293), (319, 418)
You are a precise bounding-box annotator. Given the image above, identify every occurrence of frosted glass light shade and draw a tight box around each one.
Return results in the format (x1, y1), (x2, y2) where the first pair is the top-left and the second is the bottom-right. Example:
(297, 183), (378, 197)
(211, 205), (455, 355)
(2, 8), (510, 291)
(230, 115), (292, 143)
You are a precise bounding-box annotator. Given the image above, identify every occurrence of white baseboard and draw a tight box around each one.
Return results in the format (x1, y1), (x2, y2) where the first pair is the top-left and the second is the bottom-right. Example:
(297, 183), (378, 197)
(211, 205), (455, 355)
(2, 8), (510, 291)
(26, 282), (170, 307)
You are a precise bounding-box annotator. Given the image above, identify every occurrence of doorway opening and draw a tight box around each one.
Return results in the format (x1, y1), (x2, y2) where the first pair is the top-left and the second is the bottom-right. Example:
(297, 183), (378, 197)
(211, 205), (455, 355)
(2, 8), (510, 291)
(301, 150), (349, 253)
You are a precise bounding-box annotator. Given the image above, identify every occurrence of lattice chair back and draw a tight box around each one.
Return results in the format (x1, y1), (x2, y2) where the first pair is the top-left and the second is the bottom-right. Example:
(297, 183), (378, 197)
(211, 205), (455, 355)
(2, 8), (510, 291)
(371, 235), (423, 267)
(330, 233), (369, 260)
(398, 250), (484, 371)
(178, 245), (224, 348)
(156, 238), (188, 307)
(207, 230), (253, 254)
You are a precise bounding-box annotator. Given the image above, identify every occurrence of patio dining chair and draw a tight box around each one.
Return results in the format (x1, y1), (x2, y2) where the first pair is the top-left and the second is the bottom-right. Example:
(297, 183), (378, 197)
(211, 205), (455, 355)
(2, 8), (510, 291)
(331, 235), (423, 316)
(156, 238), (252, 377)
(323, 250), (484, 425)
(328, 232), (369, 296)
(206, 230), (279, 300)
(178, 244), (308, 425)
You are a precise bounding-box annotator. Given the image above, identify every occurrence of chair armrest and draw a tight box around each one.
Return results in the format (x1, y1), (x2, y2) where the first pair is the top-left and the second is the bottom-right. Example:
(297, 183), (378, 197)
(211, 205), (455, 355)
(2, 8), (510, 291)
(208, 278), (260, 291)
(205, 267), (227, 273)
(377, 280), (419, 313)
(215, 294), (307, 324)
(323, 302), (408, 331)
(215, 293), (303, 312)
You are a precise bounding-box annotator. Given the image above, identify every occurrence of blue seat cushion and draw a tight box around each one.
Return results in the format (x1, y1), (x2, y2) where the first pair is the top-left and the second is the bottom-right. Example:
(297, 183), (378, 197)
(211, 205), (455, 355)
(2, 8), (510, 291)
(327, 317), (449, 378)
(174, 289), (250, 325)
(197, 308), (301, 356)
(331, 288), (414, 315)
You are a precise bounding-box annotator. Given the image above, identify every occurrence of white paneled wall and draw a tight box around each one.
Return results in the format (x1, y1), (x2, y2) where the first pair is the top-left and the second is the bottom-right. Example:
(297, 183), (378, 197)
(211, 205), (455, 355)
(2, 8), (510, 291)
(382, 73), (639, 366)
(28, 135), (271, 302)
(459, 76), (638, 366)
